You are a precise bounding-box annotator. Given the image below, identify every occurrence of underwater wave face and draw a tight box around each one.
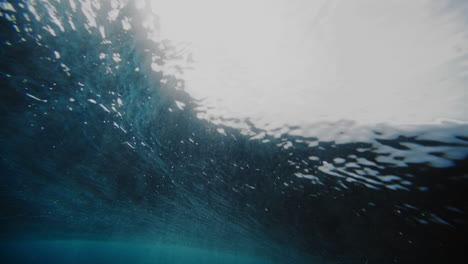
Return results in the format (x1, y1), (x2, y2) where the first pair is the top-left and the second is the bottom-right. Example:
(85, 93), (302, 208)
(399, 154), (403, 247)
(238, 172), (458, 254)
(0, 0), (467, 263)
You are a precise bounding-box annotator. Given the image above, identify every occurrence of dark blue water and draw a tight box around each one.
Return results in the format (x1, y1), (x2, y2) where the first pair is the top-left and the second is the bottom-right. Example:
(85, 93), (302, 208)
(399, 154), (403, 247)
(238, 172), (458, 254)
(1, 1), (467, 263)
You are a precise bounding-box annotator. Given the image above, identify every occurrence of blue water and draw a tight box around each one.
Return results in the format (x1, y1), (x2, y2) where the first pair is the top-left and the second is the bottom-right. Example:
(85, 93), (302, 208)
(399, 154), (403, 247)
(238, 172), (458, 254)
(1, 1), (467, 263)
(0, 240), (281, 264)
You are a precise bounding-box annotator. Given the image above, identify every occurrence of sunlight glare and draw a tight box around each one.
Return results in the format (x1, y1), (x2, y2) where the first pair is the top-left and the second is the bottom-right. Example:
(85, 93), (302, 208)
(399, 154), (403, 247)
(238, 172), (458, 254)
(150, 0), (468, 130)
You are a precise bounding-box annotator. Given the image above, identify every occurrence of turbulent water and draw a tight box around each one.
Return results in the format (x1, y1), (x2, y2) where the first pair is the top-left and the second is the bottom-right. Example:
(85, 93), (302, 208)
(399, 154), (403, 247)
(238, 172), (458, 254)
(1, 1), (468, 263)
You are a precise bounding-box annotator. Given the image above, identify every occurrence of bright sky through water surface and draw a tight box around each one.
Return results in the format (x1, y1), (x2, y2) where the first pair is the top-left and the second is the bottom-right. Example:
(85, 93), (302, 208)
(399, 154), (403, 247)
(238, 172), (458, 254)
(150, 0), (468, 131)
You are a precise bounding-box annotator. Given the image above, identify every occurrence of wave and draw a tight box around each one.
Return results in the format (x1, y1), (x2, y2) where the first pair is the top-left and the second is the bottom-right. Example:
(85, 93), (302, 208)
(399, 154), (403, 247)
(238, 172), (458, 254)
(1, 1), (467, 263)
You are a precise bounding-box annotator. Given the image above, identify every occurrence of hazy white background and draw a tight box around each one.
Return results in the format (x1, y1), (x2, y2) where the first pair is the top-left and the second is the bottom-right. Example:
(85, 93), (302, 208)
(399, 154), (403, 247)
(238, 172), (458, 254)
(149, 0), (468, 130)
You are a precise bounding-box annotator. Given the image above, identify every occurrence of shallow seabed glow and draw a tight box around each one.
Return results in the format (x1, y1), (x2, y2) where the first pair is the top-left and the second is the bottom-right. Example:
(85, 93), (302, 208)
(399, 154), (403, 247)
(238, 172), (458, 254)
(0, 240), (278, 264)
